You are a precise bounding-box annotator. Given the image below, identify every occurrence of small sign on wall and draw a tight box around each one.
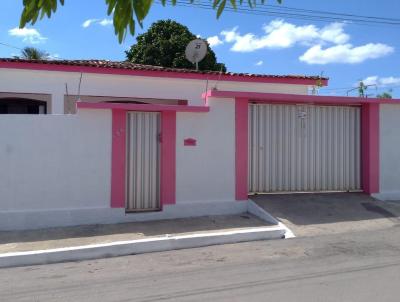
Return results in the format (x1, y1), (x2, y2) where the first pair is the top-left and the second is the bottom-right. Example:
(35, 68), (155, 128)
(184, 138), (197, 146)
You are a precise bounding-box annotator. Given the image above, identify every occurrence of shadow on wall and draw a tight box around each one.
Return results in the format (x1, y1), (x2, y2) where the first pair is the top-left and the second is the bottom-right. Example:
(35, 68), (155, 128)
(251, 192), (400, 225)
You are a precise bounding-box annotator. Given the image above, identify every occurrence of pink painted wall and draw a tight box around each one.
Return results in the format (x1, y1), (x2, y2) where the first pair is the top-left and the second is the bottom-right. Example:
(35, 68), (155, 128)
(160, 111), (176, 205)
(361, 103), (380, 194)
(235, 98), (249, 200)
(111, 109), (127, 208)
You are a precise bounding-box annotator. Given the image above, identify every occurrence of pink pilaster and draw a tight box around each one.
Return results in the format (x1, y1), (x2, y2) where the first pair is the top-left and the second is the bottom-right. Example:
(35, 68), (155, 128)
(160, 111), (176, 205)
(235, 97), (249, 200)
(111, 109), (127, 208)
(361, 103), (380, 194)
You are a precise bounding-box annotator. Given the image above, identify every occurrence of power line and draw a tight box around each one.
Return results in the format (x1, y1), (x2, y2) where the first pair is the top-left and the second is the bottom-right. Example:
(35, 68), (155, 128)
(156, 1), (400, 27)
(0, 42), (23, 51)
(0, 41), (64, 59)
(260, 4), (400, 23)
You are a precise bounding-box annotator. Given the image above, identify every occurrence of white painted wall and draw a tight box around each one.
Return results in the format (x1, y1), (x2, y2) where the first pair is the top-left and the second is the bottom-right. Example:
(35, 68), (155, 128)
(0, 68), (309, 113)
(0, 67), (312, 229)
(0, 109), (112, 211)
(376, 104), (400, 200)
(176, 98), (235, 203)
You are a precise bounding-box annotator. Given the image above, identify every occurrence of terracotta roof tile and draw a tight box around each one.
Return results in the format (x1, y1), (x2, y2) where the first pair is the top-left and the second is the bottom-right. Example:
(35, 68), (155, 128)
(0, 58), (328, 81)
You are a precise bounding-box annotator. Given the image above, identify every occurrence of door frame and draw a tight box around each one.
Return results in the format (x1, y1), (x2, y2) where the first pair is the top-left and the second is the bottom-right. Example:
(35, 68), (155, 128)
(235, 97), (379, 200)
(125, 111), (161, 212)
(110, 109), (176, 209)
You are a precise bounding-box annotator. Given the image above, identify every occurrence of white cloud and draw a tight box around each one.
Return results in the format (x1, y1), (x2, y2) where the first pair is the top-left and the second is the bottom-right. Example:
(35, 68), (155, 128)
(221, 27), (239, 43)
(360, 75), (400, 87)
(380, 76), (400, 86)
(82, 19), (98, 28)
(207, 35), (223, 47)
(82, 18), (112, 28)
(319, 22), (350, 45)
(48, 53), (60, 60)
(217, 19), (393, 65)
(255, 60), (263, 66)
(299, 43), (394, 64)
(99, 19), (113, 26)
(8, 27), (47, 44)
(220, 20), (350, 52)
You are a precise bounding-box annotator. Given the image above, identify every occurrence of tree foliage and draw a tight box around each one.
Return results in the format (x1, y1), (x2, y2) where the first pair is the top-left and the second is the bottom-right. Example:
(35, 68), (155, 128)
(126, 20), (226, 71)
(19, 0), (282, 43)
(17, 47), (49, 60)
(377, 91), (393, 99)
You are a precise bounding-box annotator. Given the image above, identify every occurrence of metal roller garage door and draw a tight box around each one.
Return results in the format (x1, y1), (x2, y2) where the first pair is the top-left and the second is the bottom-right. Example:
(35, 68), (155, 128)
(127, 112), (161, 211)
(248, 103), (361, 193)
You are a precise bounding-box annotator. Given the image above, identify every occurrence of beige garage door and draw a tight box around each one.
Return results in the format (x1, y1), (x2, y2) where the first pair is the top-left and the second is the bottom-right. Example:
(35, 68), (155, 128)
(248, 103), (361, 193)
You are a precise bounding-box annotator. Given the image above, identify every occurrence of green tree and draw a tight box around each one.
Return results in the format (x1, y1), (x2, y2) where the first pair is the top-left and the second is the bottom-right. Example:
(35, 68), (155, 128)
(126, 20), (226, 71)
(376, 91), (393, 99)
(17, 47), (49, 60)
(19, 0), (282, 43)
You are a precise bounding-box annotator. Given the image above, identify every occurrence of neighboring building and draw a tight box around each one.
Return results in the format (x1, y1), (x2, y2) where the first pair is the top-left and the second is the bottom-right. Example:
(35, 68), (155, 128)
(0, 58), (398, 230)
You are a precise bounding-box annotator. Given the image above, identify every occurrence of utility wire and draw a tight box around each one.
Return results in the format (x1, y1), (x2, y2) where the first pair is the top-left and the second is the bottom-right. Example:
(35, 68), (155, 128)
(259, 4), (400, 22)
(0, 41), (65, 60)
(156, 1), (400, 26)
(0, 42), (23, 51)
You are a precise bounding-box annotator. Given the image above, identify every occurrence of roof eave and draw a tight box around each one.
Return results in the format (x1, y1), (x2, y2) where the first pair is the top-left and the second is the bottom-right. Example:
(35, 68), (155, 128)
(0, 60), (328, 86)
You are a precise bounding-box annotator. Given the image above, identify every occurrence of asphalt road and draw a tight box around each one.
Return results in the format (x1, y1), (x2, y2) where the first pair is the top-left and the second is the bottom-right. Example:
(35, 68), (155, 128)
(1, 226), (400, 301)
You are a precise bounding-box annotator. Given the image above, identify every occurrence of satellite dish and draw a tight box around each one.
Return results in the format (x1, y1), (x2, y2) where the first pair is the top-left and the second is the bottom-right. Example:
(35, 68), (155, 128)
(185, 39), (207, 70)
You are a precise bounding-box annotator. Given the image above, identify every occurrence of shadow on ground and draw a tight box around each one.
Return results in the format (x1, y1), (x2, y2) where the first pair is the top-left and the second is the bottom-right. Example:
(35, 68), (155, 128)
(251, 192), (400, 237)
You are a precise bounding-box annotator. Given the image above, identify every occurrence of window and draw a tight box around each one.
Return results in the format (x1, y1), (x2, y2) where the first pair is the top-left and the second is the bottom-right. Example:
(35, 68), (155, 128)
(0, 98), (47, 114)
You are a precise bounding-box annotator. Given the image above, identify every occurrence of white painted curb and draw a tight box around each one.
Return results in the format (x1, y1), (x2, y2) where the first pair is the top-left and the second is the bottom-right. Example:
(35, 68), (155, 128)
(0, 226), (285, 268)
(247, 200), (296, 238)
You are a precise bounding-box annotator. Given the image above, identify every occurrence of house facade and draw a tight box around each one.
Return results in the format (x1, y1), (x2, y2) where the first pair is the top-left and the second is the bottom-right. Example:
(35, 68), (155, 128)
(0, 58), (399, 230)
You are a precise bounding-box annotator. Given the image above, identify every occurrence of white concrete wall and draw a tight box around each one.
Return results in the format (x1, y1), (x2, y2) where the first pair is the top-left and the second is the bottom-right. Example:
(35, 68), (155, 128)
(176, 98), (235, 203)
(376, 104), (400, 200)
(0, 68), (309, 113)
(0, 109), (112, 211)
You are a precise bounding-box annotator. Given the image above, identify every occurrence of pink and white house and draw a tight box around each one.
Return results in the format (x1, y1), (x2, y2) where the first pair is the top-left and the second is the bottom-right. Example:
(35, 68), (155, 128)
(0, 58), (399, 230)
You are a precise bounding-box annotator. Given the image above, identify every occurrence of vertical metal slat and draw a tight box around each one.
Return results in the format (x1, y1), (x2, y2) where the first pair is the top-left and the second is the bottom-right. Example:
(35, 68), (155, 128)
(127, 112), (160, 211)
(248, 104), (361, 193)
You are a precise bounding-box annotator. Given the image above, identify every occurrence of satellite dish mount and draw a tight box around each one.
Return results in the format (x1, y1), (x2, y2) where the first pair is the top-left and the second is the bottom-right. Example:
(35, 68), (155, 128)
(185, 39), (207, 71)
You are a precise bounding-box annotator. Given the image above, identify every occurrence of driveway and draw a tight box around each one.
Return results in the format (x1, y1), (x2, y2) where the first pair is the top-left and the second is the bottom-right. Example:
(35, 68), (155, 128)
(251, 192), (400, 237)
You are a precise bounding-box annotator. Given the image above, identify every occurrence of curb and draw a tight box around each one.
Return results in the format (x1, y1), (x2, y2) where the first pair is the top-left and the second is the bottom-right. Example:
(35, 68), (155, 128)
(0, 226), (285, 268)
(247, 199), (296, 239)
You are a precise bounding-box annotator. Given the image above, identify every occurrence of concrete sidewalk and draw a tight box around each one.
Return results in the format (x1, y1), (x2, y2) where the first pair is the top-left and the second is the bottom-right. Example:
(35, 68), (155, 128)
(0, 208), (287, 268)
(0, 214), (271, 253)
(252, 193), (400, 237)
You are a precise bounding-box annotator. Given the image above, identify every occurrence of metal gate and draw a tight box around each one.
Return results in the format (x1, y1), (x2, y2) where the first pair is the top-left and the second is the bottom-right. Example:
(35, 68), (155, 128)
(126, 112), (161, 211)
(248, 103), (361, 193)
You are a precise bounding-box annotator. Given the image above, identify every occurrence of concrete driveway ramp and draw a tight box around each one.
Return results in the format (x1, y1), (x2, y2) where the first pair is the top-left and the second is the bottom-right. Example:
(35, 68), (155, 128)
(251, 193), (400, 237)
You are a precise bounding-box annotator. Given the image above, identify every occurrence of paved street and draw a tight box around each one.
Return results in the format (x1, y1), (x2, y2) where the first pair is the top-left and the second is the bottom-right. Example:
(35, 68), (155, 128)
(1, 225), (400, 301)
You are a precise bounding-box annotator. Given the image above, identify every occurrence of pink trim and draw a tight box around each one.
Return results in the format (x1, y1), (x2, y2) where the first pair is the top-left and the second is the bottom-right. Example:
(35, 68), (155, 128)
(161, 111), (176, 205)
(184, 138), (197, 146)
(110, 109), (177, 208)
(361, 104), (380, 194)
(77, 101), (209, 112)
(204, 90), (400, 104)
(0, 61), (328, 86)
(233, 95), (381, 197)
(111, 109), (127, 208)
(235, 98), (249, 201)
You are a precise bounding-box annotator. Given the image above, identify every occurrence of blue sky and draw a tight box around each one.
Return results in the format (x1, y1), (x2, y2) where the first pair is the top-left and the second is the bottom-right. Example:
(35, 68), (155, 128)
(1, 0), (399, 97)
